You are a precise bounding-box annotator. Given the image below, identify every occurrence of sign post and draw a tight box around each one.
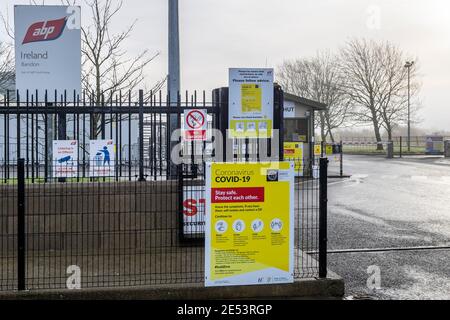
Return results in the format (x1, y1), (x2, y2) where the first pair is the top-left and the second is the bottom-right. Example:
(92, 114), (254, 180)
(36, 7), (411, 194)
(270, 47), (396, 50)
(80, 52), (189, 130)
(205, 162), (294, 287)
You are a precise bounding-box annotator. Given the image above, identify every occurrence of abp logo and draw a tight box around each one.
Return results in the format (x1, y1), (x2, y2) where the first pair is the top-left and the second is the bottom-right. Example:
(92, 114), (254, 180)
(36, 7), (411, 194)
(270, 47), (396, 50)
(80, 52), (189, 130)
(22, 17), (67, 44)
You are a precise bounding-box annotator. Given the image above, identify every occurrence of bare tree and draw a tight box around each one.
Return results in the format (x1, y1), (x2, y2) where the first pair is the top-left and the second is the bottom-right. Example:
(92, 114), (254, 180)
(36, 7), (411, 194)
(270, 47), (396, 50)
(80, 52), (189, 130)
(339, 39), (385, 148)
(339, 38), (420, 148)
(0, 41), (14, 94)
(376, 44), (421, 140)
(278, 52), (350, 142)
(79, 0), (165, 137)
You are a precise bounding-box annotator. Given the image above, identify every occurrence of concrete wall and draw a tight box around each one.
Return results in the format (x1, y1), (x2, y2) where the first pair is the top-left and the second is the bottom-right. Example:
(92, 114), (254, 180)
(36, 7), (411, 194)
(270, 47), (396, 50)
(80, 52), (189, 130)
(0, 180), (180, 253)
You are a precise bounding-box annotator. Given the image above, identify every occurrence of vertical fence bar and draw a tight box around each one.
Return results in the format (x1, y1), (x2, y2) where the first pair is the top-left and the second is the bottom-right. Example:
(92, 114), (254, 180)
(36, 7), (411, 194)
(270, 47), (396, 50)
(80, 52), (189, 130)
(128, 91), (132, 181)
(31, 94), (35, 183)
(35, 90), (39, 180)
(4, 91), (8, 182)
(400, 136), (402, 158)
(340, 140), (343, 177)
(17, 158), (26, 291)
(44, 92), (49, 182)
(320, 140), (324, 158)
(138, 90), (145, 181)
(26, 91), (29, 179)
(119, 91), (123, 178)
(319, 157), (328, 278)
(16, 91), (21, 160)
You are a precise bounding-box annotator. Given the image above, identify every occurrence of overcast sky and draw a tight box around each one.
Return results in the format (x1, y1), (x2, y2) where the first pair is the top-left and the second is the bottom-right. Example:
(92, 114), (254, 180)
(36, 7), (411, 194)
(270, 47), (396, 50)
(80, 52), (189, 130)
(1, 0), (450, 131)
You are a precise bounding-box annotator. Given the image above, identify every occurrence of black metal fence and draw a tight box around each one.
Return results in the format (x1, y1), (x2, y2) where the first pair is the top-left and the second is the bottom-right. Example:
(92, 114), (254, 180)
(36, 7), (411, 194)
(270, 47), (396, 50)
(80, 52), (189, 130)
(314, 141), (344, 178)
(0, 89), (327, 291)
(342, 136), (450, 156)
(1, 157), (326, 291)
(0, 89), (222, 180)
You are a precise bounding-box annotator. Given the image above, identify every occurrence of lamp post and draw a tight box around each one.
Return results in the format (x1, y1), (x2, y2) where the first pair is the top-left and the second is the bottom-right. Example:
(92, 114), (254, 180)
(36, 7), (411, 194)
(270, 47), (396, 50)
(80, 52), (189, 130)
(404, 61), (414, 152)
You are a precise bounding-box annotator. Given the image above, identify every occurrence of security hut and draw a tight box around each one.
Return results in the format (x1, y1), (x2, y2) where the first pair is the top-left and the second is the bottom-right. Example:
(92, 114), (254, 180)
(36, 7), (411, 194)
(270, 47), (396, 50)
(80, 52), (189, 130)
(283, 92), (327, 173)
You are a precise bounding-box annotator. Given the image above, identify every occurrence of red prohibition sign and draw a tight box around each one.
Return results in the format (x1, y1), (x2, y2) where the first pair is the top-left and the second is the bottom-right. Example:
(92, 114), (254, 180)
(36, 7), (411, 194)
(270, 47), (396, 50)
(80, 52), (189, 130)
(186, 110), (205, 129)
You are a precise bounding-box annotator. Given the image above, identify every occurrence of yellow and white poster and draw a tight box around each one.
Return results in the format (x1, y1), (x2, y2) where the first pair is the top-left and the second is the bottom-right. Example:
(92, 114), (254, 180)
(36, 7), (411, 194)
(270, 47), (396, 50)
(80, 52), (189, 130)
(314, 144), (322, 157)
(228, 68), (274, 139)
(205, 162), (294, 287)
(241, 84), (262, 112)
(326, 144), (333, 156)
(283, 142), (303, 176)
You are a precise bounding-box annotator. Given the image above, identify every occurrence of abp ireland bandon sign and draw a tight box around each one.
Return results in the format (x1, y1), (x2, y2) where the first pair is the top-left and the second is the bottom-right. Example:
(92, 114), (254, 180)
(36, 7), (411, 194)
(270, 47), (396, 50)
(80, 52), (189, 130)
(14, 5), (81, 100)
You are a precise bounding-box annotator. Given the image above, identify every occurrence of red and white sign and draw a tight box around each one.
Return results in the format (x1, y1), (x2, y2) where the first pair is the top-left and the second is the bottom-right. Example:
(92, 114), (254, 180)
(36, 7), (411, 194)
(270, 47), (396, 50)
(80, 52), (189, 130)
(183, 186), (206, 235)
(183, 109), (207, 141)
(211, 187), (264, 203)
(52, 140), (78, 178)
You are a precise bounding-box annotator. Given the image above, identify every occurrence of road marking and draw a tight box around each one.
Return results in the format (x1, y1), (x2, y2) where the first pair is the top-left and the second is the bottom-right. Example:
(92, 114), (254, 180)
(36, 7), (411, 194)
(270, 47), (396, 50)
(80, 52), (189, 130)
(307, 245), (450, 255)
(330, 206), (391, 227)
(344, 174), (450, 181)
(328, 179), (352, 186)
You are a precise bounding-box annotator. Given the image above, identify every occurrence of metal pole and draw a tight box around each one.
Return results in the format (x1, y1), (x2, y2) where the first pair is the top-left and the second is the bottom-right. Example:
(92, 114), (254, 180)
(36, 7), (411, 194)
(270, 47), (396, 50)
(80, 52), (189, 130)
(339, 140), (343, 177)
(407, 66), (411, 152)
(45, 91), (53, 180)
(58, 92), (67, 182)
(168, 0), (180, 178)
(319, 157), (328, 278)
(17, 158), (26, 291)
(168, 0), (180, 95)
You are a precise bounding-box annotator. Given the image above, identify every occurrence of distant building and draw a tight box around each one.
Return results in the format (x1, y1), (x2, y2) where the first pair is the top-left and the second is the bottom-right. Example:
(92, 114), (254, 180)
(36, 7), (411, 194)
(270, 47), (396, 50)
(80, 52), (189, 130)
(283, 92), (327, 162)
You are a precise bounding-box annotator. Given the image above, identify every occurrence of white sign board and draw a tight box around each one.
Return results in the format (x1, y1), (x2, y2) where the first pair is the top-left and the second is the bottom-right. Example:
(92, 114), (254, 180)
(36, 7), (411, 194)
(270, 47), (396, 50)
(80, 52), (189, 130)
(89, 140), (115, 177)
(183, 109), (207, 141)
(283, 100), (296, 119)
(228, 68), (274, 139)
(182, 186), (206, 235)
(52, 140), (78, 177)
(14, 5), (81, 100)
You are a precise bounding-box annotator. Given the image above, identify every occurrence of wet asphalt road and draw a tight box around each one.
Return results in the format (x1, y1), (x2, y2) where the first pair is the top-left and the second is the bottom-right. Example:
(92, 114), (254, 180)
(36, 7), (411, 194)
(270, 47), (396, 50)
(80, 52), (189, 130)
(327, 154), (450, 300)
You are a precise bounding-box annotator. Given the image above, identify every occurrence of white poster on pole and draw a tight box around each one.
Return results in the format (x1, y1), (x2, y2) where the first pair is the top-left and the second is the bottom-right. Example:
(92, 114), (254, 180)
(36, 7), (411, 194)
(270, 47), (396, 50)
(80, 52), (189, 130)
(228, 68), (274, 139)
(52, 140), (78, 178)
(89, 140), (115, 177)
(14, 5), (81, 100)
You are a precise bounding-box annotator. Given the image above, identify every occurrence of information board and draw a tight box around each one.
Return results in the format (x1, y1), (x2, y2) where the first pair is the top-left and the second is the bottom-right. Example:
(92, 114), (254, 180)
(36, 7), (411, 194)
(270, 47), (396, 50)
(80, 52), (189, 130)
(228, 68), (274, 139)
(205, 162), (294, 287)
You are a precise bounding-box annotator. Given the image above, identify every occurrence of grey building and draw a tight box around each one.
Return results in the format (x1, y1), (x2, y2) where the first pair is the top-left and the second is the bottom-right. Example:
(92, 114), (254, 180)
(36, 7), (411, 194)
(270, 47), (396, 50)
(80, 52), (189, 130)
(283, 92), (327, 163)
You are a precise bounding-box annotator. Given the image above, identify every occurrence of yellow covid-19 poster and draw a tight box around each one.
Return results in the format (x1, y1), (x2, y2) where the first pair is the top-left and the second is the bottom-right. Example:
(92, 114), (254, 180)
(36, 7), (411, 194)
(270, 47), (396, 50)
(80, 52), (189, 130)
(241, 84), (262, 112)
(205, 162), (294, 287)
